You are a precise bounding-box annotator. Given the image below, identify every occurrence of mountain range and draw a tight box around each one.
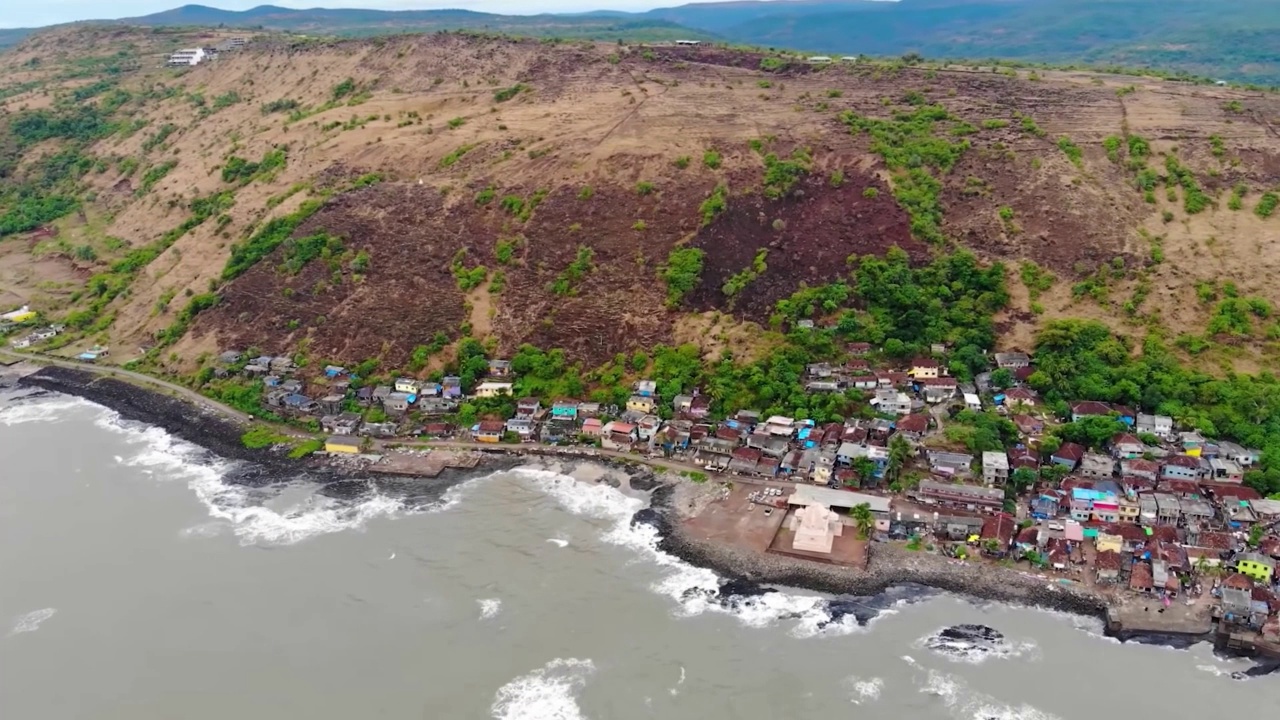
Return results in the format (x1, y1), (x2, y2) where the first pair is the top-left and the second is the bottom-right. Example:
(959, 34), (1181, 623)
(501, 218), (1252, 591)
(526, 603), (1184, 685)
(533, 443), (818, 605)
(2, 0), (1279, 84)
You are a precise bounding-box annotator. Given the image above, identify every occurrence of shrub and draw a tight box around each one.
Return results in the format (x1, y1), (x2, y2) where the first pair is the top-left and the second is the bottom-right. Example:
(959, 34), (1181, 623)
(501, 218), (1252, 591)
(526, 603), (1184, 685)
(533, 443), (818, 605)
(661, 247), (704, 305)
(702, 149), (722, 169)
(493, 83), (526, 102)
(1057, 136), (1083, 167)
(673, 155), (690, 169)
(446, 117), (466, 129)
(1257, 192), (1279, 219)
(699, 183), (728, 225)
(635, 180), (655, 195)
(862, 186), (877, 198)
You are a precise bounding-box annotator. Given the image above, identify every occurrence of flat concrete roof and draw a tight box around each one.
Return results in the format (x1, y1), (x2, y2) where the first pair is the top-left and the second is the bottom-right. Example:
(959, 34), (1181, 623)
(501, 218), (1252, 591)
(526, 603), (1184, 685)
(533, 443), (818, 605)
(789, 485), (890, 514)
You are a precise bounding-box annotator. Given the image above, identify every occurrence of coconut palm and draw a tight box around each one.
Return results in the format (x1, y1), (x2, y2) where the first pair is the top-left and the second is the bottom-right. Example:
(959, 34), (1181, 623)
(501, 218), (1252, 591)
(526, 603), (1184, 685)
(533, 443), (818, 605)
(849, 502), (874, 540)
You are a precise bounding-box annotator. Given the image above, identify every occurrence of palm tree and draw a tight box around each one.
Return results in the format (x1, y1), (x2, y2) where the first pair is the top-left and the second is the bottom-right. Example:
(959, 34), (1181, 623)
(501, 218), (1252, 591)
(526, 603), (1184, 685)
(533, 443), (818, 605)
(849, 502), (874, 540)
(886, 433), (912, 483)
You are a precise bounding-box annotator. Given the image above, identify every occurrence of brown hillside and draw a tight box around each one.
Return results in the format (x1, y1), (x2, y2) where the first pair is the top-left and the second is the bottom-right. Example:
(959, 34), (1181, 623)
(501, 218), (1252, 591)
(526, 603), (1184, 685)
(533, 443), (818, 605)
(3, 28), (1280, 371)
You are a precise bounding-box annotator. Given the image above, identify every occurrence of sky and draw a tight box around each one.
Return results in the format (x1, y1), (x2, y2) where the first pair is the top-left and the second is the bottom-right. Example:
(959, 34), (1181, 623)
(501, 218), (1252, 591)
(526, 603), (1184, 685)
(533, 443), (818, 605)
(2, 0), (692, 29)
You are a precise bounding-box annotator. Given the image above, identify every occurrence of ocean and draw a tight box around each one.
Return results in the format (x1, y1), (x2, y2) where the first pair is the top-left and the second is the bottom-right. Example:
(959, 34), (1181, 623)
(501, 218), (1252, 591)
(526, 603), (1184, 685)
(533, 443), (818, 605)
(0, 389), (1275, 720)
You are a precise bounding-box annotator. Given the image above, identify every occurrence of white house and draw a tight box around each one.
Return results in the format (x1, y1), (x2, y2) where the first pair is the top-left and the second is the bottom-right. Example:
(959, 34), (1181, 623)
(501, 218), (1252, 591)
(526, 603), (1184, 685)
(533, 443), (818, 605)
(166, 48), (208, 67)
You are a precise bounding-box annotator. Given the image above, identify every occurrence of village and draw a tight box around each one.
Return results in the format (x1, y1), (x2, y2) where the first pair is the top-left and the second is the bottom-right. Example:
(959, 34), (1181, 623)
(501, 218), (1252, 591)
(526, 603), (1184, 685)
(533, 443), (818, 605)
(187, 339), (1280, 654)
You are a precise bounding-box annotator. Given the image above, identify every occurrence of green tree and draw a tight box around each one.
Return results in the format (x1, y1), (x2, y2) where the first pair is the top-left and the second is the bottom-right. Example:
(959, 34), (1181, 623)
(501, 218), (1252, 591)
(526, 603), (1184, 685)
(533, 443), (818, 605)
(850, 457), (877, 486)
(886, 433), (912, 484)
(991, 368), (1014, 389)
(849, 502), (874, 540)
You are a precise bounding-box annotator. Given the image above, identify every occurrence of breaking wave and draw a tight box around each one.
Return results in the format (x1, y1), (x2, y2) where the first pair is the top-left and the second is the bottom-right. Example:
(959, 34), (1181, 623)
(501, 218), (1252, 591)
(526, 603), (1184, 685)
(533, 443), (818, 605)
(8, 608), (56, 635)
(491, 658), (595, 720)
(0, 395), (97, 426)
(917, 624), (1040, 664)
(479, 598), (503, 619)
(515, 468), (896, 638)
(918, 666), (1060, 720)
(844, 675), (883, 704)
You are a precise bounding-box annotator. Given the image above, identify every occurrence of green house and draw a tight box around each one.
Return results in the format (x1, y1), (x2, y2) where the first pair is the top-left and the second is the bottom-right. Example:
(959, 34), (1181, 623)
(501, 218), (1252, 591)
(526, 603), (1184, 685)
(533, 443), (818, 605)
(1235, 553), (1275, 584)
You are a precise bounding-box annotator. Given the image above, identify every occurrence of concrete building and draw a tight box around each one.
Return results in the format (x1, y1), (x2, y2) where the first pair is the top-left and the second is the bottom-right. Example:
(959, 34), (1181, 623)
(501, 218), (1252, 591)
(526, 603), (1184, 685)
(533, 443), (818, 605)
(982, 451), (1009, 486)
(325, 436), (361, 454)
(788, 502), (844, 554)
(166, 48), (208, 67)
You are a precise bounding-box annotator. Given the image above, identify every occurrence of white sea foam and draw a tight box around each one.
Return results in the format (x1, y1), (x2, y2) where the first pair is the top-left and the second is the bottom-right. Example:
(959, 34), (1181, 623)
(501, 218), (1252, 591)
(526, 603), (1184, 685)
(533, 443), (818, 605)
(0, 395), (97, 425)
(547, 537), (570, 548)
(48, 397), (410, 546)
(919, 668), (1060, 720)
(515, 467), (871, 638)
(844, 675), (883, 704)
(9, 608), (56, 635)
(491, 658), (595, 720)
(479, 598), (503, 619)
(669, 665), (686, 696)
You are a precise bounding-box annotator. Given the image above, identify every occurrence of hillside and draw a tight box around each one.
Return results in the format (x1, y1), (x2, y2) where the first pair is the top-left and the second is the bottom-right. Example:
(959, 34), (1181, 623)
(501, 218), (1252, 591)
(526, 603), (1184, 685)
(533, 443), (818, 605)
(2, 27), (1280, 384)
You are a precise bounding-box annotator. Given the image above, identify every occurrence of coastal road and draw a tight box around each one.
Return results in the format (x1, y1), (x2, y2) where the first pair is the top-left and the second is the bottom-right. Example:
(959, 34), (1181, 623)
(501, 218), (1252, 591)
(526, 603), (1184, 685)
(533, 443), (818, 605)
(0, 348), (256, 425)
(413, 440), (714, 476)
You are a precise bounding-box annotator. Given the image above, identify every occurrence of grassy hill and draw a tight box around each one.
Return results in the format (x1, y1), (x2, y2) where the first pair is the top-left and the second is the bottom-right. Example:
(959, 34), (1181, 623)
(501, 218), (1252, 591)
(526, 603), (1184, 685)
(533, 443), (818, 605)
(2, 26), (1280, 414)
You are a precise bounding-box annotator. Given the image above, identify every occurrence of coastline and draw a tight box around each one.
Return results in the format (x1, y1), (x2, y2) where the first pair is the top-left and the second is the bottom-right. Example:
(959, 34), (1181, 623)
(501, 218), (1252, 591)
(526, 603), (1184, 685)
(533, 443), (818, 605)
(0, 366), (1234, 656)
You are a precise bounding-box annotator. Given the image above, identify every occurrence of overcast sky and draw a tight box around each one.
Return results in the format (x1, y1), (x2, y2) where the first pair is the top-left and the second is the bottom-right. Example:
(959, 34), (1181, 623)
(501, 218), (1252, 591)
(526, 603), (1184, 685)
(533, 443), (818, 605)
(3, 0), (689, 28)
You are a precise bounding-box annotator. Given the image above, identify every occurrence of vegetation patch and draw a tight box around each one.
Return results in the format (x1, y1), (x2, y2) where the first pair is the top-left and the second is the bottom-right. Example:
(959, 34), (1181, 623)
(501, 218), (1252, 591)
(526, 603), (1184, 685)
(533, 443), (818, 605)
(551, 246), (594, 296)
(722, 249), (768, 297)
(661, 247), (705, 306)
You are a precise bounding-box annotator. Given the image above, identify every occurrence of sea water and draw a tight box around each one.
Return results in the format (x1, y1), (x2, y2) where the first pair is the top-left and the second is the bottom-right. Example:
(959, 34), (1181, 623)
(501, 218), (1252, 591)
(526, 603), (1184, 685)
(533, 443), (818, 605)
(1, 391), (1275, 719)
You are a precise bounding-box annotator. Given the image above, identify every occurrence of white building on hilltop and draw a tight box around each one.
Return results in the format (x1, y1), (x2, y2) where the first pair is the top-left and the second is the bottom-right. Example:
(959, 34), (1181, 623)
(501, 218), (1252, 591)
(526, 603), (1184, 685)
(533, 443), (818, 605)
(167, 48), (208, 67)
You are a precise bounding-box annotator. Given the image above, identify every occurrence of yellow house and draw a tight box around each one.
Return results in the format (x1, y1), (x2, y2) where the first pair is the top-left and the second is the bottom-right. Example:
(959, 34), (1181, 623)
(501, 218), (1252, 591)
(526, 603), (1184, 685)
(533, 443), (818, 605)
(475, 381), (513, 398)
(626, 394), (656, 414)
(908, 358), (941, 379)
(325, 435), (362, 454)
(1095, 533), (1123, 554)
(1117, 497), (1140, 522)
(1236, 553), (1275, 584)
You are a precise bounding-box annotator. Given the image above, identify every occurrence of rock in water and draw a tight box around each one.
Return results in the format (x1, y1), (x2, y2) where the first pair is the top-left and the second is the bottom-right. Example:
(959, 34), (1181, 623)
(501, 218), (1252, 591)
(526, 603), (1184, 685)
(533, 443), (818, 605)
(924, 624), (1009, 661)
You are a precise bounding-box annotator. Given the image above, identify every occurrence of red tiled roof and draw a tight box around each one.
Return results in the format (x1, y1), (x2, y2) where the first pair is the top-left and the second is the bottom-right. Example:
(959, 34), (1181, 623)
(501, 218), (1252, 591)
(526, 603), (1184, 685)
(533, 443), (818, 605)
(1192, 531), (1235, 550)
(1072, 401), (1112, 416)
(1016, 526), (1040, 544)
(921, 377), (958, 387)
(1202, 483), (1261, 501)
(1260, 536), (1280, 558)
(1054, 442), (1085, 461)
(477, 420), (505, 432)
(1101, 522), (1147, 542)
(1164, 454), (1201, 469)
(1223, 573), (1254, 591)
(1014, 366), (1034, 382)
(1096, 550), (1123, 571)
(1149, 526), (1178, 544)
(981, 512), (1018, 544)
(912, 357), (941, 368)
(732, 447), (763, 462)
(1008, 447), (1039, 469)
(1122, 459), (1160, 473)
(896, 414), (929, 433)
(1005, 387), (1038, 401)
(1129, 561), (1153, 589)
(715, 426), (742, 442)
(1163, 479), (1201, 496)
(1112, 433), (1142, 446)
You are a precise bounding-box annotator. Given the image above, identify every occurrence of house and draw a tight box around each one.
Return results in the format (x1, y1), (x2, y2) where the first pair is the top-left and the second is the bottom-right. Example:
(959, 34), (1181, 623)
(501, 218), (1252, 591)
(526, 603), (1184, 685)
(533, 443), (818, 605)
(475, 381), (513, 398)
(807, 362), (837, 378)
(1110, 433), (1145, 459)
(1161, 454), (1202, 481)
(1007, 447), (1039, 471)
(1121, 458), (1160, 482)
(836, 443), (887, 476)
(1080, 453), (1115, 479)
(269, 356), (295, 373)
(1050, 442), (1085, 469)
(627, 395), (657, 414)
(908, 358), (941, 379)
(1234, 553), (1275, 584)
(920, 377), (958, 404)
(1137, 413), (1174, 439)
(1031, 493), (1061, 518)
(894, 413), (930, 441)
(601, 421), (638, 450)
(320, 412), (362, 435)
(383, 392), (412, 414)
(994, 351), (1032, 369)
(982, 451), (1009, 486)
(581, 417), (604, 437)
(505, 417), (536, 441)
(551, 399), (579, 420)
(1208, 457), (1244, 484)
(729, 447), (763, 474)
(442, 376), (463, 399)
(418, 398), (458, 415)
(1003, 387), (1038, 407)
(1011, 414), (1044, 438)
(634, 379), (657, 397)
(936, 515), (986, 541)
(1129, 561), (1154, 592)
(421, 422), (455, 439)
(166, 48), (209, 66)
(1070, 401), (1112, 422)
(280, 378), (304, 394)
(916, 480), (1005, 512)
(1096, 550), (1124, 583)
(981, 512), (1018, 554)
(218, 350), (244, 365)
(475, 420), (505, 443)
(928, 450), (974, 478)
(848, 342), (872, 355)
(1180, 431), (1206, 456)
(1154, 493), (1182, 525)
(487, 359), (512, 377)
(963, 392), (982, 411)
(748, 434), (791, 459)
(578, 401), (602, 418)
(637, 415), (663, 442)
(324, 435), (362, 454)
(673, 394), (694, 414)
(806, 379), (842, 393)
(323, 364), (346, 378)
(418, 382), (442, 397)
(1217, 441), (1261, 467)
(283, 394), (318, 413)
(872, 388), (913, 416)
(850, 375), (879, 391)
(393, 377), (422, 394)
(1117, 496), (1141, 523)
(516, 397), (542, 417)
(360, 422), (397, 438)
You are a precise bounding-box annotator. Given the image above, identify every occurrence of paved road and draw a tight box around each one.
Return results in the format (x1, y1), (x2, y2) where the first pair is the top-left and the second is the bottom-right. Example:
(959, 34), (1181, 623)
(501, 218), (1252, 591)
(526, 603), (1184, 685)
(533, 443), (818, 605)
(0, 348), (255, 424)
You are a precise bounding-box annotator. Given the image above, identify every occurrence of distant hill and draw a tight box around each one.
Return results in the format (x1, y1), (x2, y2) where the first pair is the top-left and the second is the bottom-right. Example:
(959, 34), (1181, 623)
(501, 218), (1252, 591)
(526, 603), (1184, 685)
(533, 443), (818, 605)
(3, 0), (1279, 84)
